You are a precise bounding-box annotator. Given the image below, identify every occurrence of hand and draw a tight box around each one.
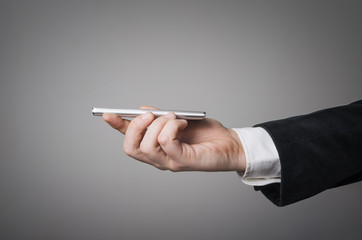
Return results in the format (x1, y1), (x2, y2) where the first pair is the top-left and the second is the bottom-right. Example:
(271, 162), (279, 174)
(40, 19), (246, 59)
(102, 106), (246, 172)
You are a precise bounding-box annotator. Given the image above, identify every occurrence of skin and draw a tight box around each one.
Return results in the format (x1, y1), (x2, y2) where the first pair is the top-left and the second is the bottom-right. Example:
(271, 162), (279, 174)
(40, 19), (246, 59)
(102, 106), (246, 172)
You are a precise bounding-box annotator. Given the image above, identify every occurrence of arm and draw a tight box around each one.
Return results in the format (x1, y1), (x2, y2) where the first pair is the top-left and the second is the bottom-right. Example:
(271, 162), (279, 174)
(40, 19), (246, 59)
(101, 100), (362, 206)
(255, 100), (362, 206)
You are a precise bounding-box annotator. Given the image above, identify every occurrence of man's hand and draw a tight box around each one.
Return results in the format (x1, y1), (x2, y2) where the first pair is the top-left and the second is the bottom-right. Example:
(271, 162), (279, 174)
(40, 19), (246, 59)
(102, 106), (246, 172)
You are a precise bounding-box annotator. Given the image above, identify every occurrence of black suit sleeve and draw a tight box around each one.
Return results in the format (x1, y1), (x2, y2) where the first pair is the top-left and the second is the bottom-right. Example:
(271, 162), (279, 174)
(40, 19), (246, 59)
(254, 100), (362, 206)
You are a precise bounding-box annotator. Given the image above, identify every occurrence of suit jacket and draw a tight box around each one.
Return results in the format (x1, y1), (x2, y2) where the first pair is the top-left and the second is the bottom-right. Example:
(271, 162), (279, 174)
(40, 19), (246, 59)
(254, 100), (362, 206)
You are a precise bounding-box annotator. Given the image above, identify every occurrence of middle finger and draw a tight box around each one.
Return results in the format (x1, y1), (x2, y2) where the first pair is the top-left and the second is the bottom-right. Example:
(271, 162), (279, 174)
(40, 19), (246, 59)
(139, 112), (176, 157)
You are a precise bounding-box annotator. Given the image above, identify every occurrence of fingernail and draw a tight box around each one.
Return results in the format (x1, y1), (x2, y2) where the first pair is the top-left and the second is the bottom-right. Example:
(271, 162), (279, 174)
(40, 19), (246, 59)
(165, 112), (175, 119)
(141, 112), (152, 120)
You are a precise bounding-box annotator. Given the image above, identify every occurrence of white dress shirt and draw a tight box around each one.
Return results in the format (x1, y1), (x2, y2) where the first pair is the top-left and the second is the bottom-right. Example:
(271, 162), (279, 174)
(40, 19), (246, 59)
(232, 127), (281, 186)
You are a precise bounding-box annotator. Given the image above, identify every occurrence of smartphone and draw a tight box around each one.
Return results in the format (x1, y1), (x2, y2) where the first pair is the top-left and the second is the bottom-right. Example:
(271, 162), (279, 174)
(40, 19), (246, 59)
(92, 107), (206, 120)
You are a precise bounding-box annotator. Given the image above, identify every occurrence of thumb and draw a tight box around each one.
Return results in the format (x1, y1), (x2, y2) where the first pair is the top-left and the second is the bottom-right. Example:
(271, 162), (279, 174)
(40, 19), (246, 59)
(102, 113), (130, 134)
(139, 105), (160, 110)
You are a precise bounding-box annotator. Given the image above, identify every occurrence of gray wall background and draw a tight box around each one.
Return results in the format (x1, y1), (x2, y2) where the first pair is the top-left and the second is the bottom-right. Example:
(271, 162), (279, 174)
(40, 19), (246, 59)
(1, 0), (361, 239)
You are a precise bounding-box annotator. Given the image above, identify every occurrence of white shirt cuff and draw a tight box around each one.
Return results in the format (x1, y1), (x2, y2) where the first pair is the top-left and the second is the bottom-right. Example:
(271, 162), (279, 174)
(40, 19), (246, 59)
(232, 127), (281, 186)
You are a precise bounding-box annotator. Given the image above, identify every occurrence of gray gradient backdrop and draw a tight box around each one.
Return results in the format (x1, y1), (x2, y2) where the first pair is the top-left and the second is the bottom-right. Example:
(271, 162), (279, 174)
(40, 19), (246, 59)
(1, 1), (362, 239)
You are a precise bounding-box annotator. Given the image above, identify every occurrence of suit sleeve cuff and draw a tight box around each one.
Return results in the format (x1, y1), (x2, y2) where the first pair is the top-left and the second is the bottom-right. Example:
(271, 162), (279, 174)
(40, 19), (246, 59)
(232, 127), (281, 186)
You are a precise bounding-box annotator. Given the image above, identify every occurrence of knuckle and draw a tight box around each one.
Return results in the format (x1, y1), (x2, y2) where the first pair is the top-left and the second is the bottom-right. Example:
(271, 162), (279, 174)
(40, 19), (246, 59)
(158, 134), (169, 146)
(168, 162), (181, 172)
(123, 144), (134, 156)
(139, 142), (153, 154)
(169, 165), (180, 172)
(155, 165), (167, 171)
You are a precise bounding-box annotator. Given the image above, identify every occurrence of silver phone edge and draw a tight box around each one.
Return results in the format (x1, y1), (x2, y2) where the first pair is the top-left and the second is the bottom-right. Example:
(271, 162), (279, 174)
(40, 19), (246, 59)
(92, 107), (206, 120)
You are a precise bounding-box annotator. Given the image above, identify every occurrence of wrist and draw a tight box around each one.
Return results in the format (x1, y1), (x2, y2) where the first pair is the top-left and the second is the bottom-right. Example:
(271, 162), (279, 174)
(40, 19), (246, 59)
(228, 128), (246, 172)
